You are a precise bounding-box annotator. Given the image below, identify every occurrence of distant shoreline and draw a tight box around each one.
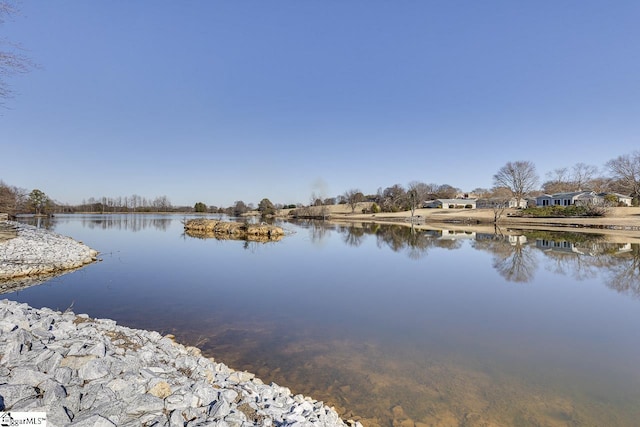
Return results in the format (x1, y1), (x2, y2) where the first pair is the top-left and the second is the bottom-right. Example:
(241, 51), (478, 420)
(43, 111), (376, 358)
(306, 205), (640, 241)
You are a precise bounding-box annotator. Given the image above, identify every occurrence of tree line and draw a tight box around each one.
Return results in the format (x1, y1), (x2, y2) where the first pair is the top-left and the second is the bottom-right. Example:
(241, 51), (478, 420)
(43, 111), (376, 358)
(336, 150), (640, 215)
(2, 150), (639, 218)
(0, 184), (182, 216)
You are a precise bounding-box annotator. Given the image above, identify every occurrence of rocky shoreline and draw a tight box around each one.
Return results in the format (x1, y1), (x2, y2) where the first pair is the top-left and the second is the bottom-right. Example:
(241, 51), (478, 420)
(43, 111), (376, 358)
(0, 299), (360, 427)
(0, 221), (98, 281)
(0, 222), (360, 426)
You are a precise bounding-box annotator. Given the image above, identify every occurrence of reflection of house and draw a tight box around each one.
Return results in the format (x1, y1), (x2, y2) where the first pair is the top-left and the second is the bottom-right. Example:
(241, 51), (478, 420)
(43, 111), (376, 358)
(476, 198), (528, 209)
(508, 235), (527, 245)
(535, 239), (633, 256)
(422, 199), (477, 209)
(474, 233), (527, 245)
(438, 230), (476, 240)
(536, 239), (576, 252)
(535, 191), (633, 207)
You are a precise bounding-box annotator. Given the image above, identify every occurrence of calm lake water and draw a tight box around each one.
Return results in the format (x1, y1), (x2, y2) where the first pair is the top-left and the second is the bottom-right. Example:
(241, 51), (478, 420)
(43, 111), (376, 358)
(6, 214), (640, 426)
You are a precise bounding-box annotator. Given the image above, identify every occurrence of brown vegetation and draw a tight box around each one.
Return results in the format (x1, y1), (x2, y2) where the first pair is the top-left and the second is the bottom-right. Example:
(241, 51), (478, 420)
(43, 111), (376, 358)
(183, 219), (285, 241)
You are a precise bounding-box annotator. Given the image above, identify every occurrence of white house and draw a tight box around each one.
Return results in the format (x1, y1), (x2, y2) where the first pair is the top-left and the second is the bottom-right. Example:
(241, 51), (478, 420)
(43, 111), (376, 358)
(476, 197), (528, 209)
(535, 191), (633, 207)
(535, 191), (602, 207)
(423, 199), (477, 209)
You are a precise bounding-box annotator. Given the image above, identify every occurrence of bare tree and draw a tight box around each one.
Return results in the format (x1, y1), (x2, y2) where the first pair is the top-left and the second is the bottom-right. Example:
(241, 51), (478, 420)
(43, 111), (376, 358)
(153, 195), (171, 212)
(472, 187), (492, 198)
(588, 176), (612, 193)
(492, 199), (510, 223)
(606, 151), (640, 203)
(542, 167), (572, 194)
(0, 2), (36, 105)
(308, 192), (329, 219)
(571, 163), (598, 191)
(378, 184), (406, 212)
(435, 184), (459, 199)
(343, 188), (364, 213)
(0, 180), (26, 216)
(423, 183), (440, 199)
(406, 181), (429, 218)
(493, 161), (539, 207)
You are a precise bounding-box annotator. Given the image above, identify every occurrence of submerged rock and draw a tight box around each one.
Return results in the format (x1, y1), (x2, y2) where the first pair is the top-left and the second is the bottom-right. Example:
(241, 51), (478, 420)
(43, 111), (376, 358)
(0, 299), (361, 427)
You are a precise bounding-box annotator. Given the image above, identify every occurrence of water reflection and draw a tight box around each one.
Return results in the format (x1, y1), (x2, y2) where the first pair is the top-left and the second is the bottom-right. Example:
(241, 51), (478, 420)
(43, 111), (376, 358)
(605, 244), (640, 296)
(472, 233), (539, 283)
(329, 222), (640, 293)
(333, 223), (465, 259)
(184, 230), (284, 243)
(8, 215), (640, 427)
(294, 219), (334, 244)
(15, 215), (55, 229)
(18, 214), (176, 232)
(78, 215), (173, 232)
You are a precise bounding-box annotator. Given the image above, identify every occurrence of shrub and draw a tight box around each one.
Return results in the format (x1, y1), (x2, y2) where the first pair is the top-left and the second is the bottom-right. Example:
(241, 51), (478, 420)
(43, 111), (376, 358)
(519, 205), (606, 217)
(194, 202), (207, 213)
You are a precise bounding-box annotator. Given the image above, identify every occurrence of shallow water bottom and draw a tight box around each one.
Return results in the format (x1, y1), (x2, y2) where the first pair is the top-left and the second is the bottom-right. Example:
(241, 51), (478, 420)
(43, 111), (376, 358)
(169, 321), (640, 427)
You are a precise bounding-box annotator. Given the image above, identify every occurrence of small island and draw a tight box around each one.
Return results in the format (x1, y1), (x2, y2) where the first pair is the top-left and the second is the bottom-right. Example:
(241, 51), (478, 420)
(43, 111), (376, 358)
(183, 219), (285, 242)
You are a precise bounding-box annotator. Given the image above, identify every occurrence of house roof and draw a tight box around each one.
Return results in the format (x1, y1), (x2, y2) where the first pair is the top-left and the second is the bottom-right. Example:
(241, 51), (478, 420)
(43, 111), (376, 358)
(537, 191), (596, 199)
(432, 199), (477, 203)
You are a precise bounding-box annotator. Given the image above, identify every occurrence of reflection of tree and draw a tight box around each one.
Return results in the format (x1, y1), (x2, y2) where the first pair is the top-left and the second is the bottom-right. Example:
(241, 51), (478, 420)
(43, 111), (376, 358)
(17, 216), (55, 230)
(432, 239), (463, 251)
(603, 244), (640, 297)
(333, 223), (467, 259)
(342, 224), (365, 247)
(373, 224), (434, 259)
(80, 215), (172, 232)
(291, 220), (333, 245)
(524, 231), (640, 293)
(542, 250), (601, 281)
(472, 235), (538, 283)
(493, 244), (537, 283)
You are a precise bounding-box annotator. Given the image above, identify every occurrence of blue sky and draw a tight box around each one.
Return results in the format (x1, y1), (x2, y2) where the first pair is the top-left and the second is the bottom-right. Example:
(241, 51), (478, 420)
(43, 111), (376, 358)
(1, 1), (639, 207)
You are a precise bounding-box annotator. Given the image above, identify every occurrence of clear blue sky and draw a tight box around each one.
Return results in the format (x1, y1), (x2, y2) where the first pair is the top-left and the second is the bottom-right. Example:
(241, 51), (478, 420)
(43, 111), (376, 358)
(1, 1), (639, 207)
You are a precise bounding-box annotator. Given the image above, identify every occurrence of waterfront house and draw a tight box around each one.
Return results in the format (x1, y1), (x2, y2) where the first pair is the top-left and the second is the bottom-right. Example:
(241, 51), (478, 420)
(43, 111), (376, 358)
(423, 199), (477, 209)
(535, 191), (602, 207)
(536, 191), (632, 207)
(476, 197), (528, 209)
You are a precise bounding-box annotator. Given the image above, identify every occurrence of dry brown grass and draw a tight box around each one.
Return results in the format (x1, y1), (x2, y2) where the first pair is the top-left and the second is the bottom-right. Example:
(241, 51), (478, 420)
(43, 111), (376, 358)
(183, 219), (284, 241)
